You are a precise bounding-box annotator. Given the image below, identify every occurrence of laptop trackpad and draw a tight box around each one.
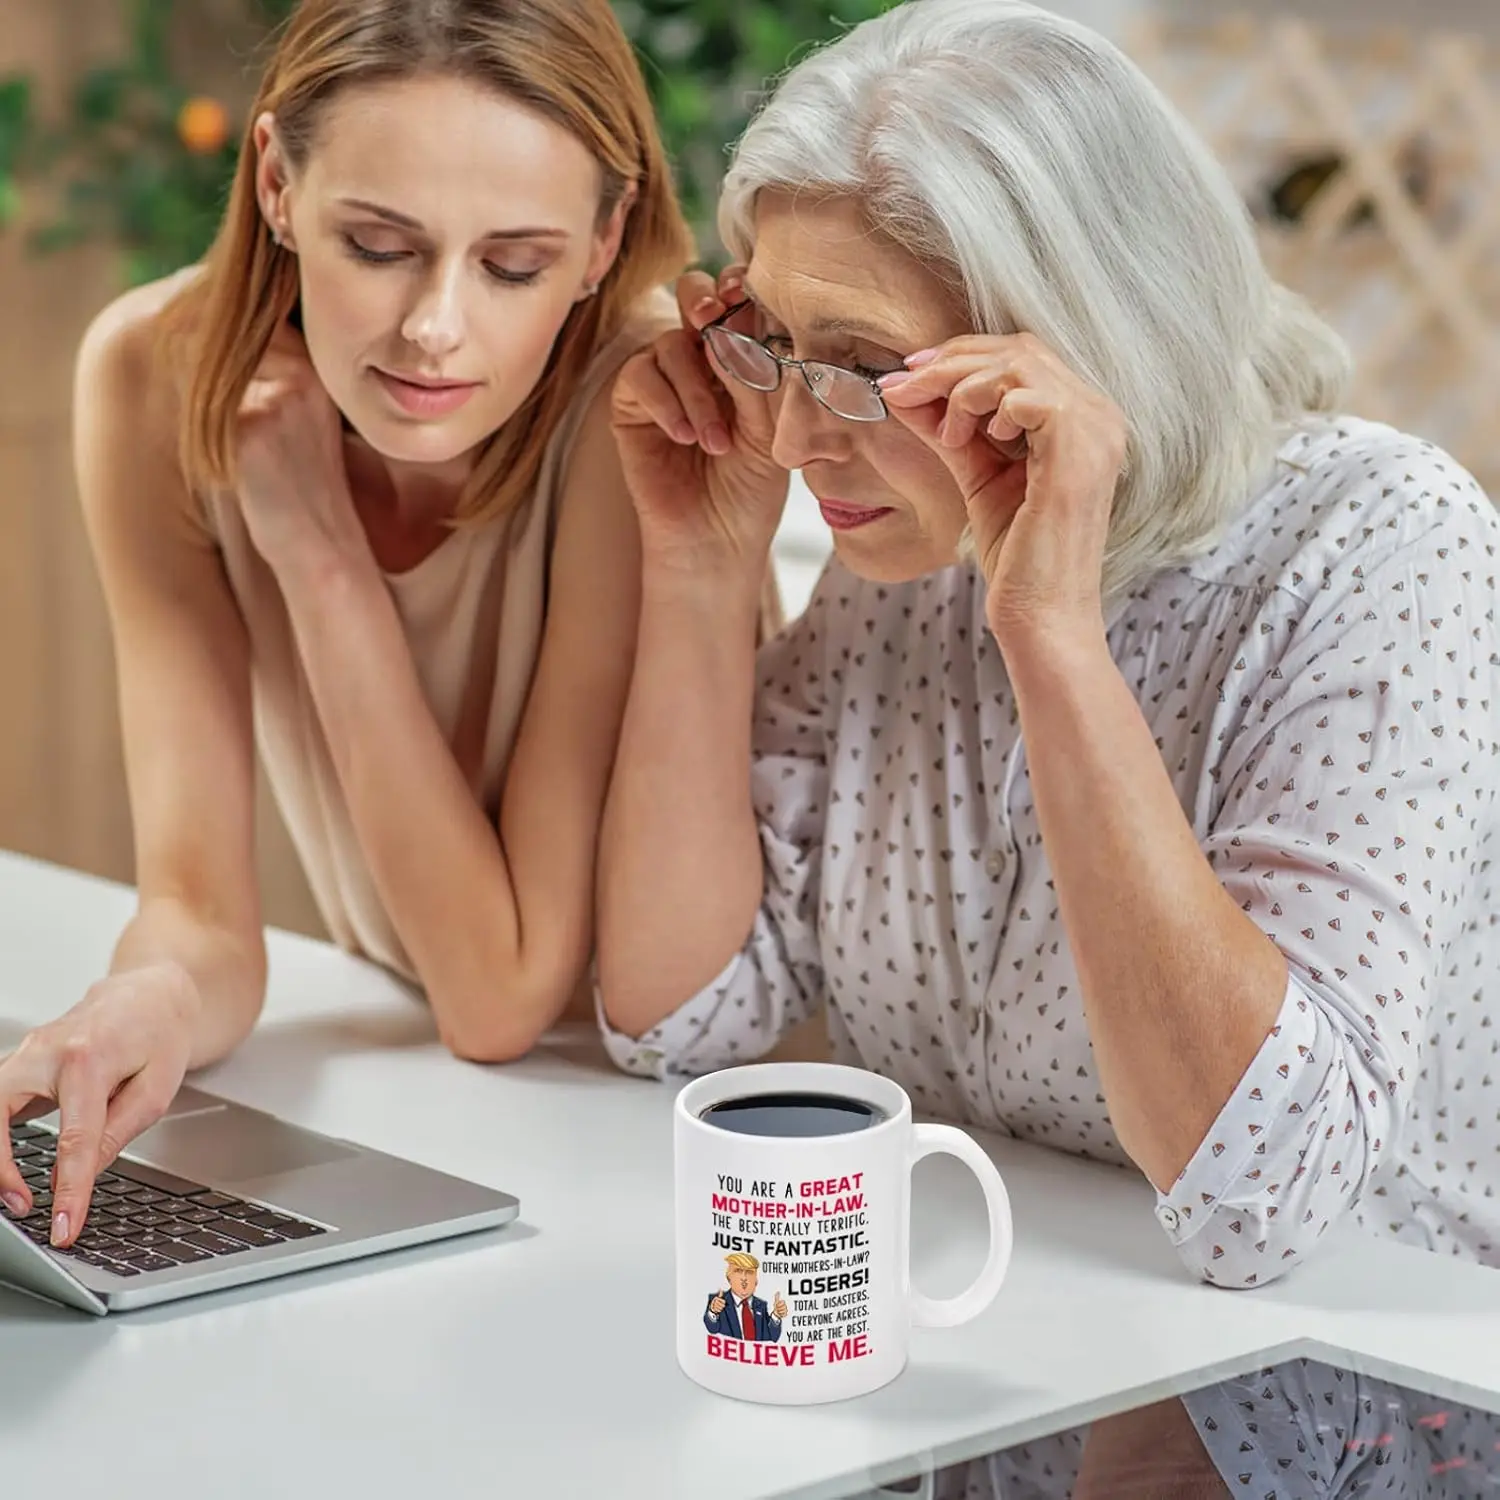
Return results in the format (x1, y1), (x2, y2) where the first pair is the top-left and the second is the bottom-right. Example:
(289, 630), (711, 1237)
(127, 1108), (355, 1186)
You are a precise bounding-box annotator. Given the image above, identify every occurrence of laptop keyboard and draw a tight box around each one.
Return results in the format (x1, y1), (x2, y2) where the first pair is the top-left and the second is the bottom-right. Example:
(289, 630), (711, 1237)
(4, 1121), (327, 1278)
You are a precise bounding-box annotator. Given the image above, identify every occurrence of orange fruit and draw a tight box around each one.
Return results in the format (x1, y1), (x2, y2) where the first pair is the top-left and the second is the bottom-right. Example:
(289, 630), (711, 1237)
(177, 97), (230, 155)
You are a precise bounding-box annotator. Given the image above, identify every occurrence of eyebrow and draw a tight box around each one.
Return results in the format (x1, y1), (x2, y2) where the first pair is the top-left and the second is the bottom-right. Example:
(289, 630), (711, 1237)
(741, 278), (903, 344)
(336, 197), (570, 241)
(812, 314), (900, 340)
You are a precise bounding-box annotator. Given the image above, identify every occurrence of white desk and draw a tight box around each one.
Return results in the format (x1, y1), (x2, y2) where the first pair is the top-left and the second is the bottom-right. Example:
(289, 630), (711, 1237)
(3, 850), (1499, 1499)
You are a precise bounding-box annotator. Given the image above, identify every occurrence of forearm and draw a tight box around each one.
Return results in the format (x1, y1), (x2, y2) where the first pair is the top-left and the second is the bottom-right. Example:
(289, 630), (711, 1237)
(597, 566), (766, 1037)
(277, 553), (542, 1058)
(111, 895), (266, 1070)
(997, 621), (1287, 1190)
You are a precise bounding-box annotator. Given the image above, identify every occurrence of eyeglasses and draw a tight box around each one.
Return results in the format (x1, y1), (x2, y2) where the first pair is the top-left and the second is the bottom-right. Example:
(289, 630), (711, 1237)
(700, 302), (889, 423)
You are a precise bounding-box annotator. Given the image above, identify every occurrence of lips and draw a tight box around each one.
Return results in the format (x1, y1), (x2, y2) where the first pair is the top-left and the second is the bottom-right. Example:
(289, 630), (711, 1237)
(815, 497), (894, 533)
(372, 368), (482, 417)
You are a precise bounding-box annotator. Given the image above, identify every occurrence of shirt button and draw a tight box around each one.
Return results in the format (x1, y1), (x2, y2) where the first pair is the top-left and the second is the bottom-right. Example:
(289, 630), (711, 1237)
(1156, 1204), (1181, 1233)
(985, 850), (1006, 878)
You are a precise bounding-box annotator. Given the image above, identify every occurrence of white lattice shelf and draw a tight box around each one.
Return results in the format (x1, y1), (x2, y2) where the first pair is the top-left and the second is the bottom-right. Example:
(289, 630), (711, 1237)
(1132, 13), (1500, 498)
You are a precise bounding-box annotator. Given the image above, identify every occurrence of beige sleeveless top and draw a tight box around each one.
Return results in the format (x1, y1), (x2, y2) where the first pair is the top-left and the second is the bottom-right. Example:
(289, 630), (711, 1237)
(201, 297), (678, 985)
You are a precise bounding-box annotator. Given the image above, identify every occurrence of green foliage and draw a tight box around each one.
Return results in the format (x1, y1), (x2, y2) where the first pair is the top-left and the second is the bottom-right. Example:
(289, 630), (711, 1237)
(0, 77), (30, 229)
(0, 0), (894, 284)
(626, 0), (895, 256)
(0, 0), (243, 283)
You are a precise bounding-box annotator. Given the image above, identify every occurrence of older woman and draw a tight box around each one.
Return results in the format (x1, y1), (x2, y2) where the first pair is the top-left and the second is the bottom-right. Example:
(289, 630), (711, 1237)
(599, 0), (1500, 1293)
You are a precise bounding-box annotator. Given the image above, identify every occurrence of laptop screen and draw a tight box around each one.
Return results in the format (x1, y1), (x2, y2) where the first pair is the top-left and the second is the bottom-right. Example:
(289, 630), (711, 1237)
(799, 1354), (1500, 1499)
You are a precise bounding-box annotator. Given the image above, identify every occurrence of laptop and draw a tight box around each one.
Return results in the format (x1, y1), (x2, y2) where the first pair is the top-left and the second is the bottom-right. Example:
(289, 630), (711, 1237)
(0, 1029), (518, 1315)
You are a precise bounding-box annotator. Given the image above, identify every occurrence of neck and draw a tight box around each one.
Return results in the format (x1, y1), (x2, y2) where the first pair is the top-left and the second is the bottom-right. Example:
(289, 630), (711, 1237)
(344, 433), (480, 530)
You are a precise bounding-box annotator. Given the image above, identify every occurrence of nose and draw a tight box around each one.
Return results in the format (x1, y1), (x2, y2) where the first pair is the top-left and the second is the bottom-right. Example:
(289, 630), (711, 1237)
(769, 374), (852, 472)
(401, 260), (467, 361)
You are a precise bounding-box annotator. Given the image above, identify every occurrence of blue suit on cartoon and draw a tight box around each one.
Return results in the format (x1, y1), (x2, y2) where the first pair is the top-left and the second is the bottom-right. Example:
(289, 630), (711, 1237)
(704, 1290), (783, 1342)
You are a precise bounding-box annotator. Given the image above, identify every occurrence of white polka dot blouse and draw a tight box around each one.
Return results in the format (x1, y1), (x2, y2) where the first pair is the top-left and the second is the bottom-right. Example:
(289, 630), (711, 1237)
(602, 416), (1500, 1289)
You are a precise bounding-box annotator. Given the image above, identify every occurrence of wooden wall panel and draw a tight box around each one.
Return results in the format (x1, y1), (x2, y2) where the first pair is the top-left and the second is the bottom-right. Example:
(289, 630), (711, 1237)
(0, 0), (323, 938)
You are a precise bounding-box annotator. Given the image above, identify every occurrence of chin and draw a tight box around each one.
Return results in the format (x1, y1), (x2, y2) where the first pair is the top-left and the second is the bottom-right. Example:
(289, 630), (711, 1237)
(829, 534), (953, 586)
(349, 409), (485, 467)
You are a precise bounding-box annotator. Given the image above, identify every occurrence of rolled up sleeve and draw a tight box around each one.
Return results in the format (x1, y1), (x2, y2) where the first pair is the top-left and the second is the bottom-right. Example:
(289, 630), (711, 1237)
(1157, 523), (1494, 1287)
(1153, 966), (1399, 1286)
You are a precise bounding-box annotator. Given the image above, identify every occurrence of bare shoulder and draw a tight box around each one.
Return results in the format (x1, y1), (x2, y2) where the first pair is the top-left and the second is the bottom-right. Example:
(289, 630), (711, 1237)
(569, 370), (629, 472)
(546, 371), (641, 609)
(551, 304), (680, 552)
(74, 267), (210, 542)
(549, 366), (635, 532)
(75, 265), (203, 448)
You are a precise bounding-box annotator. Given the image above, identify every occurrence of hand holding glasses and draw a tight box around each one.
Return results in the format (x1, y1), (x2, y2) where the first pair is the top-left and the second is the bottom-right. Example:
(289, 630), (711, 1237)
(609, 270), (792, 573)
(699, 297), (891, 424)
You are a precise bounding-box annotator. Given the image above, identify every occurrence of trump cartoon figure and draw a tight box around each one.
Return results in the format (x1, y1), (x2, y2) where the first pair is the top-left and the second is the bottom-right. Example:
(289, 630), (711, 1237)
(704, 1253), (786, 1342)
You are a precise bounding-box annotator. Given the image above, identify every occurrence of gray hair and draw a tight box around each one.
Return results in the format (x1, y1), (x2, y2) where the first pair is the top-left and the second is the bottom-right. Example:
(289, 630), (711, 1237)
(718, 0), (1351, 599)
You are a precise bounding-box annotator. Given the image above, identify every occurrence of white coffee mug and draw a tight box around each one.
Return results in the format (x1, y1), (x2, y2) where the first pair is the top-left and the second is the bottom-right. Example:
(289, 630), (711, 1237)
(675, 1062), (1013, 1404)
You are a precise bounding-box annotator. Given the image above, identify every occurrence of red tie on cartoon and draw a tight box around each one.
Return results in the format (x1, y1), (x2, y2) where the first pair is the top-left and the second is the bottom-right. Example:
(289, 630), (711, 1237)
(741, 1297), (756, 1341)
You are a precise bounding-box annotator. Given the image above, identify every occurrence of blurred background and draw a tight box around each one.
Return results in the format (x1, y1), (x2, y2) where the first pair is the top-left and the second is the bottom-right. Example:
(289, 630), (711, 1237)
(1, 0), (1496, 942)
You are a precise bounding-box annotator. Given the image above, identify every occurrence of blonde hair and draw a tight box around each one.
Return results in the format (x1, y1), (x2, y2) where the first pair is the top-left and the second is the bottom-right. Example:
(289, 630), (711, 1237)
(164, 0), (692, 525)
(724, 1253), (760, 1273)
(719, 0), (1351, 599)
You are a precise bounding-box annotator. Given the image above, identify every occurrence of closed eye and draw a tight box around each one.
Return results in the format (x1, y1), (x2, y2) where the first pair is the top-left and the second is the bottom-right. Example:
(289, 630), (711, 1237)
(343, 233), (407, 265)
(483, 263), (542, 287)
(342, 233), (544, 287)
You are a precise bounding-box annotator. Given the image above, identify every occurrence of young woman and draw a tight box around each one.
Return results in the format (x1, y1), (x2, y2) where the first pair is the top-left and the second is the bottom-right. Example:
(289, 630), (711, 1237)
(0, 0), (694, 1248)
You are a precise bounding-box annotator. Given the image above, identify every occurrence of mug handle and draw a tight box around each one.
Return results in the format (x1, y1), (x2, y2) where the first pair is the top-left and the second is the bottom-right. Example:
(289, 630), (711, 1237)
(907, 1123), (1013, 1329)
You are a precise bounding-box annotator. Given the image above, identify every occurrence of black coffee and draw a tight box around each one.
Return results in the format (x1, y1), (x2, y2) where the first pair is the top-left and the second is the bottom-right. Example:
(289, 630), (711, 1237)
(699, 1091), (886, 1138)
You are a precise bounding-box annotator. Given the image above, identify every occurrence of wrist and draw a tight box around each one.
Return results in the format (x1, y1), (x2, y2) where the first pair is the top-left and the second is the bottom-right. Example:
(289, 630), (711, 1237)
(986, 588), (1108, 654)
(102, 955), (203, 1037)
(273, 534), (382, 610)
(988, 609), (1113, 692)
(641, 550), (768, 624)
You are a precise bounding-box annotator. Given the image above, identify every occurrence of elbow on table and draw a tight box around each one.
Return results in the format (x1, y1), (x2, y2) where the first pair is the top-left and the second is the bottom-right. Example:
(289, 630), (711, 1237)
(1175, 1222), (1310, 1292)
(1185, 1254), (1302, 1293)
(440, 1021), (539, 1066)
(430, 968), (577, 1065)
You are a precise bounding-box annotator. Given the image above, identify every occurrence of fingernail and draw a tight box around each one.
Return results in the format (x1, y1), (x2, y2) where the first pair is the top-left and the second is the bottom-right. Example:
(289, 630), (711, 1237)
(692, 296), (720, 319)
(2, 1192), (26, 1217)
(877, 370), (914, 389)
(904, 348), (939, 368)
(704, 422), (731, 455)
(672, 420), (696, 444)
(51, 1211), (70, 1246)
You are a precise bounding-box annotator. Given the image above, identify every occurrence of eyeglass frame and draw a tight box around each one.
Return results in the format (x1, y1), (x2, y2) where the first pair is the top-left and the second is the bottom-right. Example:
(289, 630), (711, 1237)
(699, 301), (890, 423)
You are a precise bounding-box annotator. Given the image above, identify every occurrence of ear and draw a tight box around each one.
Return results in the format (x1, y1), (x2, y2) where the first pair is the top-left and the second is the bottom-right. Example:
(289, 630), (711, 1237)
(252, 111), (298, 251)
(579, 181), (638, 300)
